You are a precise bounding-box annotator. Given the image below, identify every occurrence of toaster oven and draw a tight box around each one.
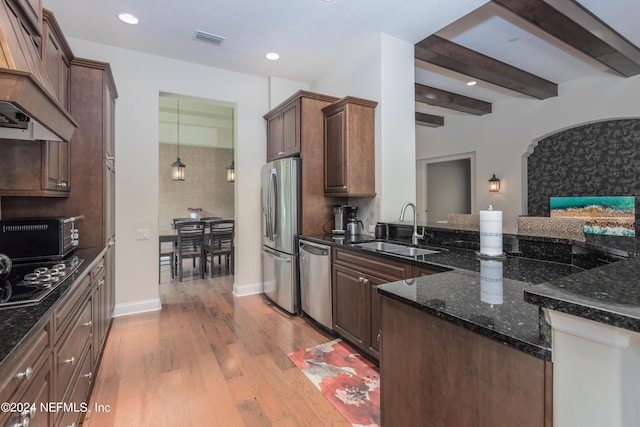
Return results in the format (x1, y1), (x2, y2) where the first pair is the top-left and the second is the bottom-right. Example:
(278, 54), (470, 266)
(0, 216), (82, 261)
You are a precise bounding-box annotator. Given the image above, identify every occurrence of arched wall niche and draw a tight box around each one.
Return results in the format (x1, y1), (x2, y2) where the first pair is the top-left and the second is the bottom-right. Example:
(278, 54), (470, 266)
(524, 118), (640, 233)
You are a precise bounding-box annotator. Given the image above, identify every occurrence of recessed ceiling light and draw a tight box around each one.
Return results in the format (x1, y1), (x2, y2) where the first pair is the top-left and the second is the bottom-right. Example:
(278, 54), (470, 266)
(118, 13), (139, 25)
(265, 52), (280, 61)
(466, 81), (477, 86)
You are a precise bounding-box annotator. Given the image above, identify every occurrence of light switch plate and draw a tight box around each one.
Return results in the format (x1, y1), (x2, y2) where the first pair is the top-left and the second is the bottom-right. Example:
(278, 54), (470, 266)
(368, 224), (375, 233)
(136, 228), (150, 240)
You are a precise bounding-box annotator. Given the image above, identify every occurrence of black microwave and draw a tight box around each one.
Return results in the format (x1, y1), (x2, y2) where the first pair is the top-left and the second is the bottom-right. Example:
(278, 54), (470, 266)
(0, 217), (82, 261)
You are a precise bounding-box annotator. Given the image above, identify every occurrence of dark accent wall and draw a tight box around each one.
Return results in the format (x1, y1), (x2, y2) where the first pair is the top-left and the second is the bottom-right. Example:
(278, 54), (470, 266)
(527, 119), (640, 231)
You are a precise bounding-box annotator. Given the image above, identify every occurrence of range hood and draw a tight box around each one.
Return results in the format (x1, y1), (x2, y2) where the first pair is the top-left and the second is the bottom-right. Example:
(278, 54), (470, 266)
(0, 1), (77, 142)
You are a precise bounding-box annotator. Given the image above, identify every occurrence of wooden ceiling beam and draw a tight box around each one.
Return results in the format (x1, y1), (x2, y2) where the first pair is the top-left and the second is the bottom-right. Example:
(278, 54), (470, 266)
(415, 35), (558, 99)
(415, 112), (444, 127)
(492, 0), (640, 77)
(415, 83), (492, 116)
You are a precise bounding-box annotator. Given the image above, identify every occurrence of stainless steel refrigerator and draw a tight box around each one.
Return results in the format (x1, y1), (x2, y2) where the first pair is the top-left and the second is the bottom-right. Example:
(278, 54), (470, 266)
(261, 157), (300, 314)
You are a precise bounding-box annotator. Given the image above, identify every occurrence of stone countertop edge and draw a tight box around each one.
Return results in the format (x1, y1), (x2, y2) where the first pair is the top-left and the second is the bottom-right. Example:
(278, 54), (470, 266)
(0, 247), (106, 369)
(524, 256), (640, 331)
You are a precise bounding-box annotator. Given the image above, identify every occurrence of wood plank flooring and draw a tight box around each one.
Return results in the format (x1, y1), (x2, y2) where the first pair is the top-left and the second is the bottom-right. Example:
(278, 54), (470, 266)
(82, 264), (351, 426)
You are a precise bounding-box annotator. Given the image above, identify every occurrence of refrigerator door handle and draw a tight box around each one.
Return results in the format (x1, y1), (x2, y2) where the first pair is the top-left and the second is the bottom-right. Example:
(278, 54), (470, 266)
(266, 170), (273, 240)
(270, 169), (278, 240)
(261, 248), (292, 263)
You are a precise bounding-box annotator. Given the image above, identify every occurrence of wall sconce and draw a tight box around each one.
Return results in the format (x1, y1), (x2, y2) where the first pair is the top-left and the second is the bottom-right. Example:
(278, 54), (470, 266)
(489, 174), (500, 193)
(171, 100), (186, 181)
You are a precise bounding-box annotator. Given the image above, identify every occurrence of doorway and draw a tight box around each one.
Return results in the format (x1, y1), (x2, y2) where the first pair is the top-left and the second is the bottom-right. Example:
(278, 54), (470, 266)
(158, 93), (236, 230)
(416, 153), (475, 223)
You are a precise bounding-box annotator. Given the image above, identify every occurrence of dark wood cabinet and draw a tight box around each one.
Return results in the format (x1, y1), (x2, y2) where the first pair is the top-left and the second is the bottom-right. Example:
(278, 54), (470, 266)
(264, 91), (338, 235)
(43, 139), (70, 192)
(380, 296), (552, 427)
(41, 8), (72, 109)
(266, 99), (299, 161)
(322, 96), (377, 197)
(332, 248), (412, 361)
(0, 319), (51, 427)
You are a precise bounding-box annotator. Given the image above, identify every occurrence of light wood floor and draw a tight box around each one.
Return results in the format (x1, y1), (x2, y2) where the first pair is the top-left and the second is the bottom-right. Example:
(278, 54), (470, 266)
(82, 263), (351, 426)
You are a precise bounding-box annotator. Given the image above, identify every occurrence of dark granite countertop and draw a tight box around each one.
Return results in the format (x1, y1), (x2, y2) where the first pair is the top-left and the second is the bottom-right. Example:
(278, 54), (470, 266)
(302, 233), (585, 360)
(0, 247), (105, 369)
(302, 225), (640, 360)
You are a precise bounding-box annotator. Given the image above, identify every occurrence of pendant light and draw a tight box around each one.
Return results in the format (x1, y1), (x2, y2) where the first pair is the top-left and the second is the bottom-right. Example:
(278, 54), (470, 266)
(171, 100), (186, 181)
(226, 112), (235, 182)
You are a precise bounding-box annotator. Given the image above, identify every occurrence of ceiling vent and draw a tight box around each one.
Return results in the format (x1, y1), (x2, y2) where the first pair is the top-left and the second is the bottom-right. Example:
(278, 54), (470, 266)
(193, 30), (226, 46)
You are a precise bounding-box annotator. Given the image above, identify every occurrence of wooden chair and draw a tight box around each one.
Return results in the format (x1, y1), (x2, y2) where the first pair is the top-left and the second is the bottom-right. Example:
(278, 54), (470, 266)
(200, 216), (222, 222)
(159, 244), (175, 281)
(204, 219), (234, 276)
(176, 221), (206, 281)
(172, 217), (193, 229)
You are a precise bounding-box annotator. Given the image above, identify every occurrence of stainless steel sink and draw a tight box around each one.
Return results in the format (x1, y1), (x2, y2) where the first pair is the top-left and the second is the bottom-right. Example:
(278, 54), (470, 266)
(352, 241), (407, 252)
(386, 247), (440, 257)
(352, 241), (440, 257)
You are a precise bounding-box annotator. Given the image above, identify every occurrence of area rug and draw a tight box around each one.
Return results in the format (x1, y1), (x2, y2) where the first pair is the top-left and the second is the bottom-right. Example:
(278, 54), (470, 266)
(288, 338), (380, 427)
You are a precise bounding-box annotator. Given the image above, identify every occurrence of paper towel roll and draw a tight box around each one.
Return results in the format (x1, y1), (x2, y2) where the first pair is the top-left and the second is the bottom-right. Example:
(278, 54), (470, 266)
(480, 208), (503, 256)
(480, 260), (503, 305)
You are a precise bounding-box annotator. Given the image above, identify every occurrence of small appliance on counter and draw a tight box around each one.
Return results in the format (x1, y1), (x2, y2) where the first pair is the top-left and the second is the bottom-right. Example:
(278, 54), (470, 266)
(0, 216), (83, 262)
(345, 205), (363, 235)
(332, 205), (346, 235)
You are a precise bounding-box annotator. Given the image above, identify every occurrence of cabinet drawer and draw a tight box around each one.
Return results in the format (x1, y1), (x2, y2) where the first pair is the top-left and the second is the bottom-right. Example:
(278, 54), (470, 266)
(56, 298), (92, 400)
(54, 273), (91, 339)
(0, 320), (50, 406)
(56, 345), (93, 427)
(1, 357), (52, 427)
(333, 249), (411, 282)
(91, 256), (105, 282)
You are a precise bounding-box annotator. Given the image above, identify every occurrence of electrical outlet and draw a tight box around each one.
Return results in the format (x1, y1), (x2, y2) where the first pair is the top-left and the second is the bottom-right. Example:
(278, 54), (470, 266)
(136, 228), (150, 240)
(368, 224), (375, 233)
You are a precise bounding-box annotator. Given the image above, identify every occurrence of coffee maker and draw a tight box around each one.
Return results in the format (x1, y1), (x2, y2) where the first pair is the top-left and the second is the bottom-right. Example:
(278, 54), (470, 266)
(344, 206), (363, 235)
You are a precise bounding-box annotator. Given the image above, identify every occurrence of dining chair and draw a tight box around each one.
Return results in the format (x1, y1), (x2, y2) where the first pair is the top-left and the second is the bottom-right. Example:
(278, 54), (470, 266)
(159, 244), (175, 281)
(176, 221), (206, 281)
(204, 219), (234, 276)
(172, 217), (193, 229)
(200, 216), (222, 222)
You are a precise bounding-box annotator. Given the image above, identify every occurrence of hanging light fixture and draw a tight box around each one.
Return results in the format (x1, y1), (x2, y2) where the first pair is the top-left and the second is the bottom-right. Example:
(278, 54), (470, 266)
(171, 100), (186, 181)
(226, 112), (235, 182)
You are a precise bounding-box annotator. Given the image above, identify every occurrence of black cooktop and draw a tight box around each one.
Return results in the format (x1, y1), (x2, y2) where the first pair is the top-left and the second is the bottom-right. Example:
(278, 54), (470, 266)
(0, 255), (84, 309)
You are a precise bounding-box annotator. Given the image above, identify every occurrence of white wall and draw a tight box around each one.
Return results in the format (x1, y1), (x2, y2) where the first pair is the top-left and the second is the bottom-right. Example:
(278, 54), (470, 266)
(67, 38), (269, 314)
(313, 33), (416, 223)
(417, 73), (640, 233)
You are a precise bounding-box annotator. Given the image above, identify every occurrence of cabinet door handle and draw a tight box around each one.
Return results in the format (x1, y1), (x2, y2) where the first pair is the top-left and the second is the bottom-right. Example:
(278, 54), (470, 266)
(64, 356), (76, 365)
(377, 331), (382, 342)
(83, 372), (93, 380)
(16, 366), (33, 380)
(83, 321), (93, 328)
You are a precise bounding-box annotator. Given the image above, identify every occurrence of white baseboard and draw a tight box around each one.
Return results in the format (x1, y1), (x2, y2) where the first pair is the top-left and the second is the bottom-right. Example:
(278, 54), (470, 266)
(233, 281), (263, 297)
(112, 298), (162, 318)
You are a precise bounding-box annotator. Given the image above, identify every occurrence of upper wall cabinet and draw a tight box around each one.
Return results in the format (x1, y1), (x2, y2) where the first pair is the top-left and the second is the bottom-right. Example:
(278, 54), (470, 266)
(322, 96), (377, 197)
(42, 8), (73, 109)
(263, 91), (339, 162)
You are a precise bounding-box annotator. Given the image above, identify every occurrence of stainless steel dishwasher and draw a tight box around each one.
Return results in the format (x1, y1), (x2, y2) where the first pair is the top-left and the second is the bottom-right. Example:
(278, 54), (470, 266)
(299, 239), (332, 330)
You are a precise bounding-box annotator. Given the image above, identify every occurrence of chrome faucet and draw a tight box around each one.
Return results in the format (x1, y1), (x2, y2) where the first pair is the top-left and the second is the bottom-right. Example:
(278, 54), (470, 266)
(399, 202), (425, 245)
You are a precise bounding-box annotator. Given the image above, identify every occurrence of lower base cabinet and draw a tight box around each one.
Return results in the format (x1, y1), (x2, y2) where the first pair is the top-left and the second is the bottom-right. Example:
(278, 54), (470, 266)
(380, 296), (552, 427)
(0, 250), (114, 427)
(332, 248), (414, 361)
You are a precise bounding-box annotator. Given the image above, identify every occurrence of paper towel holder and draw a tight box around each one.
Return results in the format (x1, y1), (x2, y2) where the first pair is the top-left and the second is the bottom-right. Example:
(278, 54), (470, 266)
(489, 174), (501, 192)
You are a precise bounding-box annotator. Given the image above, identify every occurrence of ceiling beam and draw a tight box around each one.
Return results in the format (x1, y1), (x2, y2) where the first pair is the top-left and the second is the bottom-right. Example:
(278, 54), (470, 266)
(415, 35), (558, 99)
(415, 112), (444, 127)
(415, 83), (492, 116)
(492, 0), (640, 77)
